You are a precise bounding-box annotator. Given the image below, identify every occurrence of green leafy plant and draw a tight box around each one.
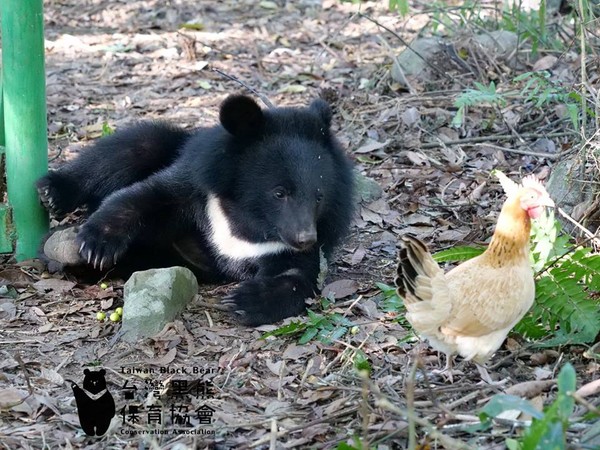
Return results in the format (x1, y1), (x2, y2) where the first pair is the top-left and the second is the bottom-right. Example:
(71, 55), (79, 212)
(514, 71), (588, 131)
(336, 436), (373, 450)
(479, 363), (590, 450)
(500, 0), (555, 54)
(101, 121), (115, 137)
(388, 0), (409, 16)
(518, 246), (600, 345)
(376, 282), (414, 331)
(261, 303), (355, 345)
(433, 245), (485, 263)
(452, 81), (506, 127)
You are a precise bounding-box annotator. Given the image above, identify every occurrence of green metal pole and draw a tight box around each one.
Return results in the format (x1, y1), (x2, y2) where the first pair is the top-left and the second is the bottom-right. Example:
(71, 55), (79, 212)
(1, 0), (49, 260)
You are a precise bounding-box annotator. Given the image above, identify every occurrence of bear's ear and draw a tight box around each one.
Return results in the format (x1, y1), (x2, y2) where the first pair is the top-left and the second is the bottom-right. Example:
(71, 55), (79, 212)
(99, 369), (106, 376)
(219, 95), (264, 137)
(84, 369), (90, 375)
(310, 99), (332, 127)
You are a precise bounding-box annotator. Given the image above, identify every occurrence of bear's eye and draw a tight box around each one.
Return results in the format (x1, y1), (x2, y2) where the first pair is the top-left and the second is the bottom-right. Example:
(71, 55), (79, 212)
(316, 193), (324, 203)
(273, 188), (287, 200)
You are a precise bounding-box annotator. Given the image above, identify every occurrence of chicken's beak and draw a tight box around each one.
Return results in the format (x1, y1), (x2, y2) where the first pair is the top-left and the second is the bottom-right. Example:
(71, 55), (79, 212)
(541, 196), (555, 208)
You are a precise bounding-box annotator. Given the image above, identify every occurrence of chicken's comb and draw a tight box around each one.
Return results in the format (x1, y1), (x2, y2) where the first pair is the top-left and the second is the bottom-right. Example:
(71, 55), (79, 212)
(493, 170), (549, 197)
(492, 170), (519, 197)
(521, 174), (548, 194)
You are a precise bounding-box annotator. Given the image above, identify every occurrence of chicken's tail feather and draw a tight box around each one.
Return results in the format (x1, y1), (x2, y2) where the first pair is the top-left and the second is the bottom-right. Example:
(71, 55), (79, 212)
(395, 235), (440, 305)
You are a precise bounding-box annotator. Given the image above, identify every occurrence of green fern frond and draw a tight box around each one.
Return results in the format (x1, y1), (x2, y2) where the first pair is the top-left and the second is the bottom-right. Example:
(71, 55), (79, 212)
(518, 248), (600, 345)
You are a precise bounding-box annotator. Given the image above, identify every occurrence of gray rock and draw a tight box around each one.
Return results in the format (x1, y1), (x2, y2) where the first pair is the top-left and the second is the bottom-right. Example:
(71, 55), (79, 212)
(391, 37), (441, 85)
(473, 30), (518, 62)
(354, 171), (383, 203)
(121, 267), (198, 342)
(43, 227), (83, 270)
(546, 158), (594, 231)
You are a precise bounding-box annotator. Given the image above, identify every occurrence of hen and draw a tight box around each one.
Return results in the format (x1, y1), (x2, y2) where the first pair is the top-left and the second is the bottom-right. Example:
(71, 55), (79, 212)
(395, 173), (554, 383)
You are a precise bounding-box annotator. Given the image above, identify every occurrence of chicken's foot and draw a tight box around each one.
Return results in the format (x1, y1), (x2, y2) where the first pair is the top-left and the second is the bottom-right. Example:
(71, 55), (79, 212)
(431, 353), (462, 383)
(475, 363), (508, 386)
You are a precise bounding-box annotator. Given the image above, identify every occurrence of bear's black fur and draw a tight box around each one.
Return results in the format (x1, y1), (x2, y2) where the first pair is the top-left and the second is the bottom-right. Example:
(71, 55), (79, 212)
(37, 95), (354, 325)
(70, 368), (115, 436)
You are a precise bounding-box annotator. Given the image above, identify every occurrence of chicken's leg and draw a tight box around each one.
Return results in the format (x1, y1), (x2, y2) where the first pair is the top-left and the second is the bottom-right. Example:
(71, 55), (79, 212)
(431, 353), (462, 383)
(476, 363), (508, 386)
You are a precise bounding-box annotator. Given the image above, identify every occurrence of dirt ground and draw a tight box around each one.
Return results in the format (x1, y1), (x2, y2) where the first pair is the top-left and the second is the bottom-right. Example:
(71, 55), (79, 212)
(0, 1), (598, 449)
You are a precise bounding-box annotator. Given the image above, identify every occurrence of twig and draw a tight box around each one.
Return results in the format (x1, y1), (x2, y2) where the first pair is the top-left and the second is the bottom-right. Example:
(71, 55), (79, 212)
(406, 358), (418, 450)
(577, 0), (588, 139)
(557, 207), (600, 247)
(375, 395), (475, 450)
(375, 35), (416, 95)
(212, 68), (275, 109)
(420, 131), (577, 150)
(358, 13), (469, 89)
(248, 406), (360, 447)
(571, 392), (600, 416)
(360, 372), (370, 447)
(474, 142), (564, 160)
(269, 418), (277, 450)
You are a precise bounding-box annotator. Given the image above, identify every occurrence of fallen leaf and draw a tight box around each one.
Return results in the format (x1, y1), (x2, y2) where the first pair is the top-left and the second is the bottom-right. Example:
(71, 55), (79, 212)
(350, 245), (367, 266)
(355, 139), (390, 154)
(38, 323), (54, 333)
(259, 0), (278, 9)
(505, 379), (555, 398)
(401, 107), (420, 127)
(322, 279), (359, 299)
(403, 213), (433, 226)
(576, 379), (600, 398)
(403, 151), (428, 166)
(283, 343), (317, 360)
(436, 228), (470, 242)
(266, 359), (285, 375)
(278, 84), (307, 93)
(40, 367), (64, 385)
(0, 268), (35, 285)
(360, 206), (382, 225)
(145, 347), (177, 366)
(533, 55), (558, 72)
(0, 302), (17, 321)
(0, 388), (29, 408)
(33, 279), (76, 294)
(265, 401), (291, 416)
(365, 199), (390, 215)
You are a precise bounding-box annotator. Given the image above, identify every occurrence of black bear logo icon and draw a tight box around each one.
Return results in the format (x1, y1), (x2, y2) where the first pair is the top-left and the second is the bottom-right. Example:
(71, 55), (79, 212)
(67, 368), (115, 436)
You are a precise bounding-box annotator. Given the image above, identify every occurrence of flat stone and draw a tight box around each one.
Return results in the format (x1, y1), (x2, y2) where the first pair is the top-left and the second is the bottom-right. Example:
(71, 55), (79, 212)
(391, 37), (441, 85)
(354, 171), (383, 203)
(121, 267), (198, 342)
(43, 227), (82, 266)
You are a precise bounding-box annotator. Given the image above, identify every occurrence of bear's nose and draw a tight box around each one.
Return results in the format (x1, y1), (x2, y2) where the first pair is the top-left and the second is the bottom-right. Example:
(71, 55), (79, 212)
(295, 231), (317, 250)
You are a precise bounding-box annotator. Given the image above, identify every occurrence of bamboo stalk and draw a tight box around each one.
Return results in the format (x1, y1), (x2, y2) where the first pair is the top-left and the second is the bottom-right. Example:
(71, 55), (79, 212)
(1, 0), (49, 259)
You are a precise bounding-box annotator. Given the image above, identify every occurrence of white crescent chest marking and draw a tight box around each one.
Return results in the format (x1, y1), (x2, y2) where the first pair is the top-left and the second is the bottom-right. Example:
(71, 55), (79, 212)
(206, 194), (291, 260)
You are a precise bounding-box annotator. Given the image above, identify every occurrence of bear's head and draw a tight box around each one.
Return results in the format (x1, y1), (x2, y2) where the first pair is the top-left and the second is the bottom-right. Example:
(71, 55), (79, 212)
(82, 368), (107, 394)
(205, 94), (352, 254)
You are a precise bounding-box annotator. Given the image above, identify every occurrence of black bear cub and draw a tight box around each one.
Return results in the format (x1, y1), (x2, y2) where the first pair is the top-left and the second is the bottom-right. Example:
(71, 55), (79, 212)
(37, 95), (354, 325)
(69, 368), (116, 436)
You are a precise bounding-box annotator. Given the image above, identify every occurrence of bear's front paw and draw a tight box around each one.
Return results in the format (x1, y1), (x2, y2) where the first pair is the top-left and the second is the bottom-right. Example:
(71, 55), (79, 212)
(77, 221), (130, 270)
(222, 278), (309, 326)
(36, 172), (80, 219)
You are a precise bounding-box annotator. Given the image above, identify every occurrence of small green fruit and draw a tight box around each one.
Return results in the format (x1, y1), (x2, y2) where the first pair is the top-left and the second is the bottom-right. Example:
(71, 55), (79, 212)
(96, 311), (106, 321)
(100, 282), (108, 289)
(115, 307), (123, 316)
(109, 312), (121, 322)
